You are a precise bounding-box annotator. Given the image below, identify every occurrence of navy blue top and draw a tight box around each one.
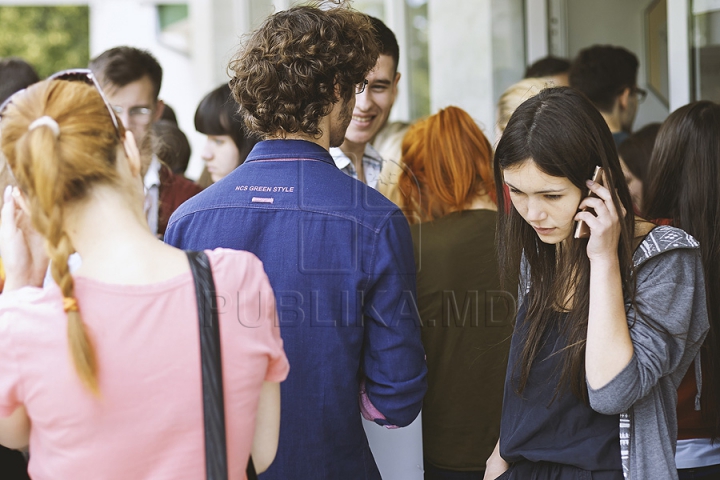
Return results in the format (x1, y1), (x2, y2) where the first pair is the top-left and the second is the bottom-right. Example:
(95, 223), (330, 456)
(500, 300), (623, 474)
(165, 140), (427, 480)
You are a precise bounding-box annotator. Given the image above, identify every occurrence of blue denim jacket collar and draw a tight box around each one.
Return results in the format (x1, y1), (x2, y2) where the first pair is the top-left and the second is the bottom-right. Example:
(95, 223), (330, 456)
(246, 139), (335, 165)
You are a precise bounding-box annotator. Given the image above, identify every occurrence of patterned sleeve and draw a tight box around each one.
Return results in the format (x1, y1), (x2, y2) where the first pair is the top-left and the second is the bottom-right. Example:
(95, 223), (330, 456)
(587, 247), (709, 414)
(518, 253), (530, 308)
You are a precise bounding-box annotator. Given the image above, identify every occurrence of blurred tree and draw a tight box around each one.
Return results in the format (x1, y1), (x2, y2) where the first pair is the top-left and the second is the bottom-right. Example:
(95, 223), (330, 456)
(0, 6), (89, 79)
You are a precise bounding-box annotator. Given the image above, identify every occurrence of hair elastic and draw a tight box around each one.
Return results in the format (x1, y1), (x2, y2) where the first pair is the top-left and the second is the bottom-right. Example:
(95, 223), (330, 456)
(63, 297), (79, 313)
(28, 116), (60, 138)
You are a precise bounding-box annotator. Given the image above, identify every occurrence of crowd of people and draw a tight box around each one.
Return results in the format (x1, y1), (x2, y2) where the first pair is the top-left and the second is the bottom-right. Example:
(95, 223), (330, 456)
(0, 3), (717, 480)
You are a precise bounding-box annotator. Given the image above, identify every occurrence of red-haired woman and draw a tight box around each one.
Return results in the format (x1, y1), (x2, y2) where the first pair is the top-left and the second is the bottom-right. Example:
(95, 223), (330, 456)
(398, 106), (515, 479)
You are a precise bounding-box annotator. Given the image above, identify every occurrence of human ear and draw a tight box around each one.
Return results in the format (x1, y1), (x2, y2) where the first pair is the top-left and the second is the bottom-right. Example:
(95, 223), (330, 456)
(391, 72), (401, 99)
(153, 99), (165, 123)
(618, 87), (631, 110)
(333, 82), (343, 103)
(123, 131), (142, 177)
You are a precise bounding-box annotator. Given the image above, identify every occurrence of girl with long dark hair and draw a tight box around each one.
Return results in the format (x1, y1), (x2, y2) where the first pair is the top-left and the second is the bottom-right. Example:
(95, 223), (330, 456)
(484, 87), (708, 480)
(644, 101), (720, 479)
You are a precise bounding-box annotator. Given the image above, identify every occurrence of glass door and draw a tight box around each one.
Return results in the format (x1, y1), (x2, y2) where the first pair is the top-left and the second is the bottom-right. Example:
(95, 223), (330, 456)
(692, 0), (720, 103)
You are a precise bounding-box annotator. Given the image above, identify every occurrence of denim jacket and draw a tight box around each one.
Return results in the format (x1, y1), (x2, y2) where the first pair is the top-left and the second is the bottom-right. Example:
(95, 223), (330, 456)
(165, 140), (427, 480)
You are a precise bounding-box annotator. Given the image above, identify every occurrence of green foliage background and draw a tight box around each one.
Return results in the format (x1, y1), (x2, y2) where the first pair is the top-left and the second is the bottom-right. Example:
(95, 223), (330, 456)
(0, 6), (89, 79)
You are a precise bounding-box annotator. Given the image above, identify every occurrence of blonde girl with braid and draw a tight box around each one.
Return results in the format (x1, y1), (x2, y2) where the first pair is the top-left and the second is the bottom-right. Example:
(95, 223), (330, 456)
(0, 74), (288, 479)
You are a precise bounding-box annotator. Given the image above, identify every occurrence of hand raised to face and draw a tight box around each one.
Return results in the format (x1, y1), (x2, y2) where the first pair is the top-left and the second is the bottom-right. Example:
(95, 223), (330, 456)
(0, 186), (49, 291)
(574, 179), (625, 262)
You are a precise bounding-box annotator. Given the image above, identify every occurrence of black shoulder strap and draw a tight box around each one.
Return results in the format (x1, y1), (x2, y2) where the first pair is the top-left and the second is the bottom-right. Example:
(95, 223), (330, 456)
(187, 251), (258, 480)
(187, 251), (228, 480)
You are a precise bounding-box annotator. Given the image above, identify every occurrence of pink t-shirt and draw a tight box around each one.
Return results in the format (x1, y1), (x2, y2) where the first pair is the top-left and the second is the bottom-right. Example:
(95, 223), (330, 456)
(0, 248), (289, 480)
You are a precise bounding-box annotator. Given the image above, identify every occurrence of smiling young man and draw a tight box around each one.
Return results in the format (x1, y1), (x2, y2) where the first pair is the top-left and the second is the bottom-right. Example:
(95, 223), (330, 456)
(330, 16), (400, 188)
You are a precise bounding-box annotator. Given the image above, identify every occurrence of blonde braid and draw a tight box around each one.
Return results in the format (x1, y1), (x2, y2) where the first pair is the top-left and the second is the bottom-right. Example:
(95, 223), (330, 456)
(16, 105), (101, 395)
(46, 207), (99, 394)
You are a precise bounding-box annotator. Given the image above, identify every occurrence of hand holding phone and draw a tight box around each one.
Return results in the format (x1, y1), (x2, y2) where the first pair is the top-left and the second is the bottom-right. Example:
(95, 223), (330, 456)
(574, 166), (604, 239)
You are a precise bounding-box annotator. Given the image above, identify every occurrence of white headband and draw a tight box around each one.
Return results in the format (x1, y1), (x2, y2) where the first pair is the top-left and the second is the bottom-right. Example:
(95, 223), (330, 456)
(28, 116), (60, 138)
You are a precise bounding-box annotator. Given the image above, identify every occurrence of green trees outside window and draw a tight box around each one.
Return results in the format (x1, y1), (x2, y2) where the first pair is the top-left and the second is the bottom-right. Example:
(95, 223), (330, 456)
(0, 6), (90, 79)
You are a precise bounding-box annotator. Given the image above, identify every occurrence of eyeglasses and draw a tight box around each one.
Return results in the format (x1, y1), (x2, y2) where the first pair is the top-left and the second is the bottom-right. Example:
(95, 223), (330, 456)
(111, 105), (153, 125)
(633, 86), (647, 103)
(0, 68), (122, 139)
(355, 79), (368, 95)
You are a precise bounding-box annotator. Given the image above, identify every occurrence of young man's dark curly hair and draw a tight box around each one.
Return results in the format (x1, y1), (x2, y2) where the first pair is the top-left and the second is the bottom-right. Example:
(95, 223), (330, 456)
(229, 4), (380, 139)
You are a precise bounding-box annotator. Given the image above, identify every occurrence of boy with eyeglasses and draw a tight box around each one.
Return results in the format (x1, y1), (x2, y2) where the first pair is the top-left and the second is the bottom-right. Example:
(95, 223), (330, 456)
(569, 45), (645, 147)
(89, 47), (200, 238)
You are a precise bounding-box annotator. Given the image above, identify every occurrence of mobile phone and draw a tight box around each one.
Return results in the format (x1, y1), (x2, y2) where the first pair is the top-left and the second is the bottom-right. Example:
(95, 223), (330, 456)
(574, 166), (604, 239)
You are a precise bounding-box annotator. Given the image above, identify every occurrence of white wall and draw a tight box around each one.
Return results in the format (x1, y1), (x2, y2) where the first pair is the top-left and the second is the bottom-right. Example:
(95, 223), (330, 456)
(526, 0), (550, 63)
(491, 0), (526, 123)
(428, 0), (496, 137)
(565, 0), (669, 128)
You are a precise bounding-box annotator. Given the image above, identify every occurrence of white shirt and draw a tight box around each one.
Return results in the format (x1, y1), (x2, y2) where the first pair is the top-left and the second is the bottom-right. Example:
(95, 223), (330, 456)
(330, 144), (384, 189)
(143, 155), (161, 236)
